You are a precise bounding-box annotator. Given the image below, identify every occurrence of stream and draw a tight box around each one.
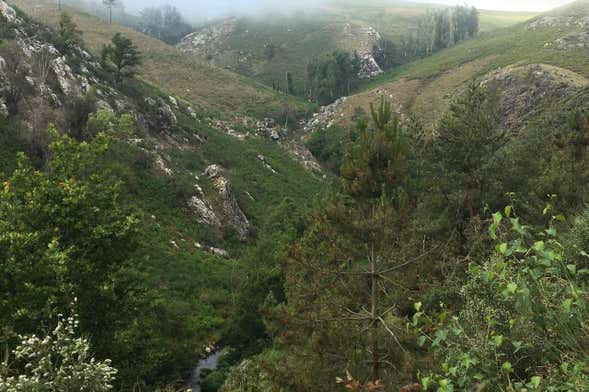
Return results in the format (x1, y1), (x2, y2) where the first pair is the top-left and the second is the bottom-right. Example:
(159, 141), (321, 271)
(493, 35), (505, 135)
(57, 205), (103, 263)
(190, 350), (221, 392)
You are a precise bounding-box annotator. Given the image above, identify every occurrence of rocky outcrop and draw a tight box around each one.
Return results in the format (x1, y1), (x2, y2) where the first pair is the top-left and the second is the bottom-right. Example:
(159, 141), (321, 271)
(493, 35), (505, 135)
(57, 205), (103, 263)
(143, 97), (178, 133)
(177, 18), (237, 59)
(527, 16), (575, 30)
(556, 32), (589, 50)
(204, 164), (250, 241)
(358, 53), (384, 79)
(210, 116), (286, 141)
(50, 56), (90, 96)
(188, 196), (222, 228)
(0, 1), (18, 23)
(303, 96), (348, 133)
(527, 15), (589, 30)
(340, 23), (383, 79)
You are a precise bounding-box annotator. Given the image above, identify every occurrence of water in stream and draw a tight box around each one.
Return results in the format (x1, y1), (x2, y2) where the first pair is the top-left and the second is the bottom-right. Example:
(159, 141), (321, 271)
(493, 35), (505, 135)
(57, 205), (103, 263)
(191, 350), (221, 392)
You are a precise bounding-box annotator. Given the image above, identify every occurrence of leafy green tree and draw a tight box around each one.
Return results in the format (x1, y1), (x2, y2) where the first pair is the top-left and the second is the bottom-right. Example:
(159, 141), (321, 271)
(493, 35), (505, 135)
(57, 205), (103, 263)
(0, 126), (139, 359)
(101, 33), (141, 84)
(102, 0), (118, 24)
(563, 109), (589, 202)
(373, 38), (400, 70)
(286, 71), (295, 95)
(412, 208), (589, 391)
(306, 50), (360, 105)
(54, 12), (83, 53)
(139, 5), (192, 45)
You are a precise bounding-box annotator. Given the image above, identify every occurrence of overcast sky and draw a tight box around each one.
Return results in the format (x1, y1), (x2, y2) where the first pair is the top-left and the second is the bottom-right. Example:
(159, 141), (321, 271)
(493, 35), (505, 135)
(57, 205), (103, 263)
(121, 0), (574, 18)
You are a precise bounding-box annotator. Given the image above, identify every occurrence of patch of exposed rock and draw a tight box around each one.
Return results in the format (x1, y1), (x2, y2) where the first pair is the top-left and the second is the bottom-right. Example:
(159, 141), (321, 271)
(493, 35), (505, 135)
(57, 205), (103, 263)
(177, 18), (237, 59)
(143, 97), (178, 133)
(303, 96), (349, 133)
(527, 15), (589, 30)
(204, 164), (250, 241)
(0, 0), (18, 23)
(358, 53), (384, 79)
(555, 31), (589, 50)
(210, 116), (286, 141)
(340, 23), (383, 79)
(188, 196), (222, 228)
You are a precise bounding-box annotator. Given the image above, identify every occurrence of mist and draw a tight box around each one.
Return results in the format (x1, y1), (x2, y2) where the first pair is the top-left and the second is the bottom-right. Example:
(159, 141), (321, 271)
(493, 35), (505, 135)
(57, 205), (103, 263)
(122, 0), (331, 20)
(119, 0), (574, 21)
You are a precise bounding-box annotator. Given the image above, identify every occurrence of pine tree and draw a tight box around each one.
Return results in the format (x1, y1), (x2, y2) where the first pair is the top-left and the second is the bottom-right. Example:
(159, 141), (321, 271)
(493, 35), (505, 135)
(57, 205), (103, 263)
(432, 81), (504, 221)
(55, 12), (83, 53)
(101, 33), (141, 84)
(267, 98), (419, 388)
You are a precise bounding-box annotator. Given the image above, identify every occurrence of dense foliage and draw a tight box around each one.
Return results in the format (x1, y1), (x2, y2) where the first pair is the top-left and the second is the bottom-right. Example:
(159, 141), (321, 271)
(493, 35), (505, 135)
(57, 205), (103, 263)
(138, 5), (193, 45)
(371, 6), (479, 72)
(101, 33), (141, 84)
(306, 50), (361, 105)
(398, 6), (479, 62)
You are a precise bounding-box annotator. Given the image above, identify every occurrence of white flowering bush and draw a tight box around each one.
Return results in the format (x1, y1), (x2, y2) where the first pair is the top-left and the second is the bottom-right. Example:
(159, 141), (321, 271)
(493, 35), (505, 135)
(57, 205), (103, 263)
(0, 313), (117, 391)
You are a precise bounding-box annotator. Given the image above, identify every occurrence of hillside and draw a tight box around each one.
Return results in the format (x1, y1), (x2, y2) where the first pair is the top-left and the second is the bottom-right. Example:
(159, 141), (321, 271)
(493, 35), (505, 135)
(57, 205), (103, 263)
(8, 0), (312, 118)
(0, 1), (324, 388)
(302, 0), (589, 133)
(176, 3), (534, 96)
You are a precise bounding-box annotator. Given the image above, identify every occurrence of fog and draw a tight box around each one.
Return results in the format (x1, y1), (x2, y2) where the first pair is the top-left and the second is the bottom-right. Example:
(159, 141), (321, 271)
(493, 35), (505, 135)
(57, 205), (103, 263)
(119, 0), (574, 20)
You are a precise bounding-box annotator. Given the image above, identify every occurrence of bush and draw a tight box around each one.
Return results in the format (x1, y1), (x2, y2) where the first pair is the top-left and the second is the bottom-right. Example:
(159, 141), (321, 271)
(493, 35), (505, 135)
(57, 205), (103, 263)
(412, 207), (589, 391)
(0, 311), (117, 392)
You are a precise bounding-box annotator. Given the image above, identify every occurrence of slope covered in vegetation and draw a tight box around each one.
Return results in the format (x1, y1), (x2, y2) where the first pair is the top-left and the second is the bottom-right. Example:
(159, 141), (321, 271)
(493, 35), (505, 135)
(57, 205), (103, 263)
(9, 0), (312, 118)
(176, 2), (533, 100)
(0, 2), (323, 390)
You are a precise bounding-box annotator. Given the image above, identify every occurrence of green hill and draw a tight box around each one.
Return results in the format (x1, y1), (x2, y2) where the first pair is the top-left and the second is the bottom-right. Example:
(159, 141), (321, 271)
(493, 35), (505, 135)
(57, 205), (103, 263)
(9, 0), (312, 118)
(0, 1), (324, 388)
(176, 2), (535, 95)
(305, 0), (589, 130)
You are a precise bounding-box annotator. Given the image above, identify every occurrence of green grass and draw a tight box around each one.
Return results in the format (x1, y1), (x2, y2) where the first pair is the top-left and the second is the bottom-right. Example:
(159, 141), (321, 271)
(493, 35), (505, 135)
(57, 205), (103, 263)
(333, 6), (589, 128)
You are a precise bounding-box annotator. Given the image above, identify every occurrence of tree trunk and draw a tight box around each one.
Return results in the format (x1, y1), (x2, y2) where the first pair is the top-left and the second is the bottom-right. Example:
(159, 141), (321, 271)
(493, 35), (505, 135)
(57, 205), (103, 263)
(370, 244), (379, 382)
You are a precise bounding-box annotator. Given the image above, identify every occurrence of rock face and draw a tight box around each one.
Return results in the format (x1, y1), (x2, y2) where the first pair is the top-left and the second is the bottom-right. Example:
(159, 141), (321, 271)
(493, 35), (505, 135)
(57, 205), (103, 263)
(50, 56), (90, 96)
(204, 164), (250, 241)
(358, 53), (384, 79)
(303, 96), (348, 133)
(340, 23), (384, 79)
(188, 196), (222, 228)
(556, 32), (589, 50)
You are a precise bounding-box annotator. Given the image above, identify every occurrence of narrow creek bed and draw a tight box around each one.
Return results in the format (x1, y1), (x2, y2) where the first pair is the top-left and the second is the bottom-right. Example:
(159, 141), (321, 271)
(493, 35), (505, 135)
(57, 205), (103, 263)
(191, 351), (221, 392)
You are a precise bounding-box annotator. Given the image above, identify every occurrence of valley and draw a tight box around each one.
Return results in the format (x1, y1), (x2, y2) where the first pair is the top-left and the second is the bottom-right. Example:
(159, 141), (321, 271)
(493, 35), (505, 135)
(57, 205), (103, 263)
(1, 0), (589, 391)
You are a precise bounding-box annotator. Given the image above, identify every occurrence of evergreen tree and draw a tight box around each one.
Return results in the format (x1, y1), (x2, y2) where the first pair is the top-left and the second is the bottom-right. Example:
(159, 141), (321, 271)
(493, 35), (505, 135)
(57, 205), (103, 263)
(266, 98), (419, 389)
(101, 33), (141, 84)
(431, 82), (505, 222)
(286, 71), (294, 95)
(55, 12), (83, 53)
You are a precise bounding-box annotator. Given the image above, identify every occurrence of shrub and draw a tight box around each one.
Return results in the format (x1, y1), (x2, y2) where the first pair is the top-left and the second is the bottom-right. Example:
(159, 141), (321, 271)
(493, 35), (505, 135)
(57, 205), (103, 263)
(0, 311), (117, 392)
